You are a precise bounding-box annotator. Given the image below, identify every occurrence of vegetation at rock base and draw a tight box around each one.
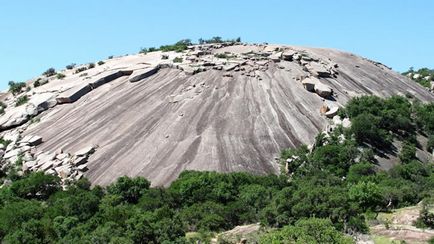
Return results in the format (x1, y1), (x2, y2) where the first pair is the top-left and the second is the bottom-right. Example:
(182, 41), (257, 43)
(0, 95), (433, 243)
(8, 81), (26, 95)
(15, 95), (29, 107)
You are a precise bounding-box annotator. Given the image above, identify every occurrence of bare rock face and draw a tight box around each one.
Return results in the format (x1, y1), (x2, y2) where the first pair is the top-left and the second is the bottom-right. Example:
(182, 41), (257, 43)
(1, 43), (433, 186)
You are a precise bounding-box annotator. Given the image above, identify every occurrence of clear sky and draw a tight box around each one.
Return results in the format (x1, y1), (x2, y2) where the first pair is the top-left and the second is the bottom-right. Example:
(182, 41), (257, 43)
(1, 0), (433, 90)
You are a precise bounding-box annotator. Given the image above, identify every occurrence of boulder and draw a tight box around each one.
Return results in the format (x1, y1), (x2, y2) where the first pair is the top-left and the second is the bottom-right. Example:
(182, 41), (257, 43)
(3, 149), (21, 159)
(413, 74), (421, 79)
(57, 167), (71, 179)
(301, 77), (319, 92)
(269, 52), (282, 62)
(314, 83), (333, 98)
(129, 66), (160, 82)
(21, 135), (43, 146)
(77, 164), (88, 171)
(282, 50), (296, 61)
(72, 156), (87, 166)
(430, 81), (434, 91)
(56, 153), (68, 161)
(319, 104), (329, 114)
(325, 106), (339, 118)
(39, 161), (54, 172)
(90, 70), (133, 88)
(306, 62), (331, 77)
(56, 84), (92, 104)
(0, 106), (31, 129)
(332, 115), (342, 125)
(223, 63), (239, 71)
(75, 146), (95, 157)
(28, 136), (42, 146)
(342, 118), (351, 128)
(28, 93), (57, 113)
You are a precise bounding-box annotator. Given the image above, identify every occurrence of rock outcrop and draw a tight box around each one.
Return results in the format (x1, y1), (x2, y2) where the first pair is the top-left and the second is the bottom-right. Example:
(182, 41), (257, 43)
(1, 42), (433, 186)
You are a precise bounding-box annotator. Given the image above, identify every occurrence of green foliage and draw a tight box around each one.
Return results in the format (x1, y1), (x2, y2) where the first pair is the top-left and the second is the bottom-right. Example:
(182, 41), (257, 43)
(56, 73), (66, 79)
(198, 36), (241, 44)
(260, 218), (354, 244)
(415, 201), (434, 228)
(42, 67), (56, 77)
(65, 63), (76, 70)
(97, 60), (105, 65)
(74, 66), (87, 74)
(399, 141), (417, 163)
(173, 57), (183, 63)
(107, 176), (150, 204)
(33, 79), (41, 87)
(88, 63), (95, 69)
(15, 95), (29, 106)
(8, 81), (26, 95)
(10, 172), (60, 200)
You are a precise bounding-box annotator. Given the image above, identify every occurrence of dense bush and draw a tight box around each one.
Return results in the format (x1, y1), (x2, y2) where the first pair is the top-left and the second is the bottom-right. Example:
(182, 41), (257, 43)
(97, 61), (105, 65)
(15, 95), (29, 106)
(260, 218), (353, 244)
(173, 57), (183, 63)
(42, 68), (56, 77)
(74, 67), (87, 74)
(8, 81), (26, 95)
(56, 73), (66, 79)
(65, 63), (76, 70)
(88, 63), (95, 69)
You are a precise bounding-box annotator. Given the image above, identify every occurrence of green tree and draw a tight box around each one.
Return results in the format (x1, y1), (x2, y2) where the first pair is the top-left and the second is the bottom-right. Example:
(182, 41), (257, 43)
(107, 176), (150, 203)
(260, 218), (354, 244)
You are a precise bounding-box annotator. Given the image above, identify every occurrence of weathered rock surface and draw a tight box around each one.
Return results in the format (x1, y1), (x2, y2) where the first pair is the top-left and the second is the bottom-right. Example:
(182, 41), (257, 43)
(0, 43), (431, 187)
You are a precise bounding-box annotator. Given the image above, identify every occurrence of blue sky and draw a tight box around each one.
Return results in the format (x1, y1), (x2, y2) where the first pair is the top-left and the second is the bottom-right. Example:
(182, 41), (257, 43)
(1, 0), (433, 90)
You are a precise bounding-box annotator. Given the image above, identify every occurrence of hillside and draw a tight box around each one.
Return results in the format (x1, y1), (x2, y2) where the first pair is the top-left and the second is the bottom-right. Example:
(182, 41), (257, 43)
(1, 41), (433, 186)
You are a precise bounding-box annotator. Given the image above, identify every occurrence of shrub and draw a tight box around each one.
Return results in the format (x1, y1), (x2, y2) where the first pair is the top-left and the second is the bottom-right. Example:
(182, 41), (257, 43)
(97, 61), (105, 65)
(173, 57), (183, 63)
(33, 79), (41, 87)
(351, 113), (389, 146)
(159, 39), (192, 52)
(75, 67), (87, 74)
(42, 68), (56, 77)
(8, 81), (26, 95)
(161, 54), (169, 60)
(88, 63), (95, 69)
(56, 73), (66, 79)
(399, 142), (417, 163)
(260, 218), (353, 244)
(108, 55), (114, 59)
(15, 95), (29, 106)
(65, 63), (76, 70)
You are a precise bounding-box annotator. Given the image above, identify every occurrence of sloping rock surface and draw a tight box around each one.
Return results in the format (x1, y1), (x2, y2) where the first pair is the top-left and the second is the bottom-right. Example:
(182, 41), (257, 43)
(2, 43), (433, 186)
